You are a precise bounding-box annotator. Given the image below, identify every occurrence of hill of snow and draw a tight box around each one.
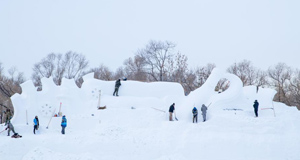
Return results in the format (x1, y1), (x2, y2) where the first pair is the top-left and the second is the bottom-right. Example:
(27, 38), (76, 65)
(1, 68), (299, 160)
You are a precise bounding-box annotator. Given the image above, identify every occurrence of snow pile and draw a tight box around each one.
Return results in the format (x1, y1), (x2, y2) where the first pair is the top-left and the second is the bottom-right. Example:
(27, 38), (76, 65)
(0, 68), (299, 160)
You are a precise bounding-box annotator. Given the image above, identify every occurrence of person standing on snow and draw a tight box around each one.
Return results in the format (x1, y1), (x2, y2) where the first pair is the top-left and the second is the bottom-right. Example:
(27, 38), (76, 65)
(5, 121), (16, 136)
(253, 100), (259, 117)
(61, 115), (67, 134)
(201, 104), (207, 122)
(33, 116), (39, 134)
(5, 109), (12, 124)
(169, 103), (175, 121)
(192, 107), (198, 123)
(113, 79), (121, 96)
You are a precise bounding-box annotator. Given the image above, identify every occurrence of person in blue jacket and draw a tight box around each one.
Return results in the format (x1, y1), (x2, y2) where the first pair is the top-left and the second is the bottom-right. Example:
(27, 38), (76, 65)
(192, 107), (198, 123)
(61, 115), (67, 134)
(33, 116), (39, 134)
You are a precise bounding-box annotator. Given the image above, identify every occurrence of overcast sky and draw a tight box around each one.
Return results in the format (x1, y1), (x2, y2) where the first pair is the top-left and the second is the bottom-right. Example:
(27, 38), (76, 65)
(1, 0), (299, 79)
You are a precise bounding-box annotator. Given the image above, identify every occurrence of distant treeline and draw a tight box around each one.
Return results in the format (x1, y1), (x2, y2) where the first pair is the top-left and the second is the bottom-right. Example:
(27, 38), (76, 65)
(1, 40), (299, 114)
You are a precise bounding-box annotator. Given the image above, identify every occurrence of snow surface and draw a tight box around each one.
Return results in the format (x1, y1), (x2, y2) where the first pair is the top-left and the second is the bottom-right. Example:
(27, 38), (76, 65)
(1, 68), (300, 160)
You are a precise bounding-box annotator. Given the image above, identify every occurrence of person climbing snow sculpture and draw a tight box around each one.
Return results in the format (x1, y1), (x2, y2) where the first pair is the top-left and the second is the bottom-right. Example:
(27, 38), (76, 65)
(169, 103), (175, 121)
(201, 104), (207, 122)
(253, 100), (259, 117)
(5, 121), (16, 136)
(113, 79), (121, 96)
(33, 116), (39, 134)
(61, 115), (67, 134)
(192, 107), (198, 123)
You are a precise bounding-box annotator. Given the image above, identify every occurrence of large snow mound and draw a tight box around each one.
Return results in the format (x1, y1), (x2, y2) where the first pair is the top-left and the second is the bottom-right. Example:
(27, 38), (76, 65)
(1, 68), (299, 160)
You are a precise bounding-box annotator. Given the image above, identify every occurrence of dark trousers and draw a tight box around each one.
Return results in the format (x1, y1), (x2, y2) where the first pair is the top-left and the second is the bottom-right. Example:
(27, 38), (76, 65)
(8, 128), (15, 136)
(193, 115), (198, 123)
(113, 87), (119, 96)
(254, 109), (258, 117)
(202, 113), (206, 122)
(33, 125), (38, 134)
(61, 126), (66, 134)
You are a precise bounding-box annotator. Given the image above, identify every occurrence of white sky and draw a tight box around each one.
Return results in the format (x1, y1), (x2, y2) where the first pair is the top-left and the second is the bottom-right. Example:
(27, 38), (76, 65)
(1, 0), (299, 79)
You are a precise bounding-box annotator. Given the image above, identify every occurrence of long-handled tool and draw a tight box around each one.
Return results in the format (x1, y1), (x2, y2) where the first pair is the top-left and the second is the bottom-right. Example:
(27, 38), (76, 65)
(46, 108), (56, 129)
(174, 111), (178, 121)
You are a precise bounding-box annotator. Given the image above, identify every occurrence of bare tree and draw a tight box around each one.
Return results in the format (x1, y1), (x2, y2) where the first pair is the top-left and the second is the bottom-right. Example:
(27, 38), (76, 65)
(171, 53), (189, 82)
(195, 63), (216, 88)
(137, 40), (176, 81)
(113, 67), (126, 80)
(289, 70), (300, 109)
(227, 60), (256, 86)
(215, 79), (230, 92)
(268, 63), (292, 104)
(53, 53), (66, 86)
(89, 64), (113, 81)
(0, 66), (24, 97)
(0, 64), (25, 119)
(255, 69), (268, 88)
(63, 51), (89, 86)
(32, 51), (89, 89)
(123, 55), (148, 81)
(181, 70), (197, 95)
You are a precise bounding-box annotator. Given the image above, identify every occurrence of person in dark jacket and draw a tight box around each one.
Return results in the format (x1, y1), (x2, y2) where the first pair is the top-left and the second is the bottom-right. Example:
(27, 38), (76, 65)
(61, 115), (67, 134)
(33, 116), (39, 134)
(113, 79), (121, 96)
(5, 121), (16, 136)
(169, 103), (175, 121)
(253, 100), (259, 117)
(201, 104), (207, 122)
(192, 107), (198, 123)
(5, 109), (12, 124)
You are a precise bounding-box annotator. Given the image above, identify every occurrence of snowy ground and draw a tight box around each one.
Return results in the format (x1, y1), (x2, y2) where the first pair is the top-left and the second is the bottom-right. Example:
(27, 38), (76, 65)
(1, 69), (300, 160)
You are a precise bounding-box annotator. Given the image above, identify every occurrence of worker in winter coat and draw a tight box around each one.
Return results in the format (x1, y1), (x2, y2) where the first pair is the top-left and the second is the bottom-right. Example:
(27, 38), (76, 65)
(5, 109), (12, 124)
(253, 100), (259, 117)
(33, 116), (39, 134)
(61, 115), (67, 134)
(201, 104), (207, 122)
(113, 79), (121, 96)
(169, 103), (175, 121)
(192, 107), (198, 123)
(5, 121), (16, 136)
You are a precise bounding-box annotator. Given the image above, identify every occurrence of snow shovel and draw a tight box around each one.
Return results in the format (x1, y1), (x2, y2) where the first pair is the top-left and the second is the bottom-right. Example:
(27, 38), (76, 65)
(174, 112), (178, 121)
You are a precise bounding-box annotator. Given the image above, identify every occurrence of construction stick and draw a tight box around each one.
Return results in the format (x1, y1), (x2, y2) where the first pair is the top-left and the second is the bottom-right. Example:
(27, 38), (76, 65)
(59, 102), (62, 114)
(207, 102), (212, 108)
(151, 107), (166, 113)
(0, 129), (6, 134)
(46, 108), (56, 129)
(26, 110), (28, 125)
(97, 90), (101, 108)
